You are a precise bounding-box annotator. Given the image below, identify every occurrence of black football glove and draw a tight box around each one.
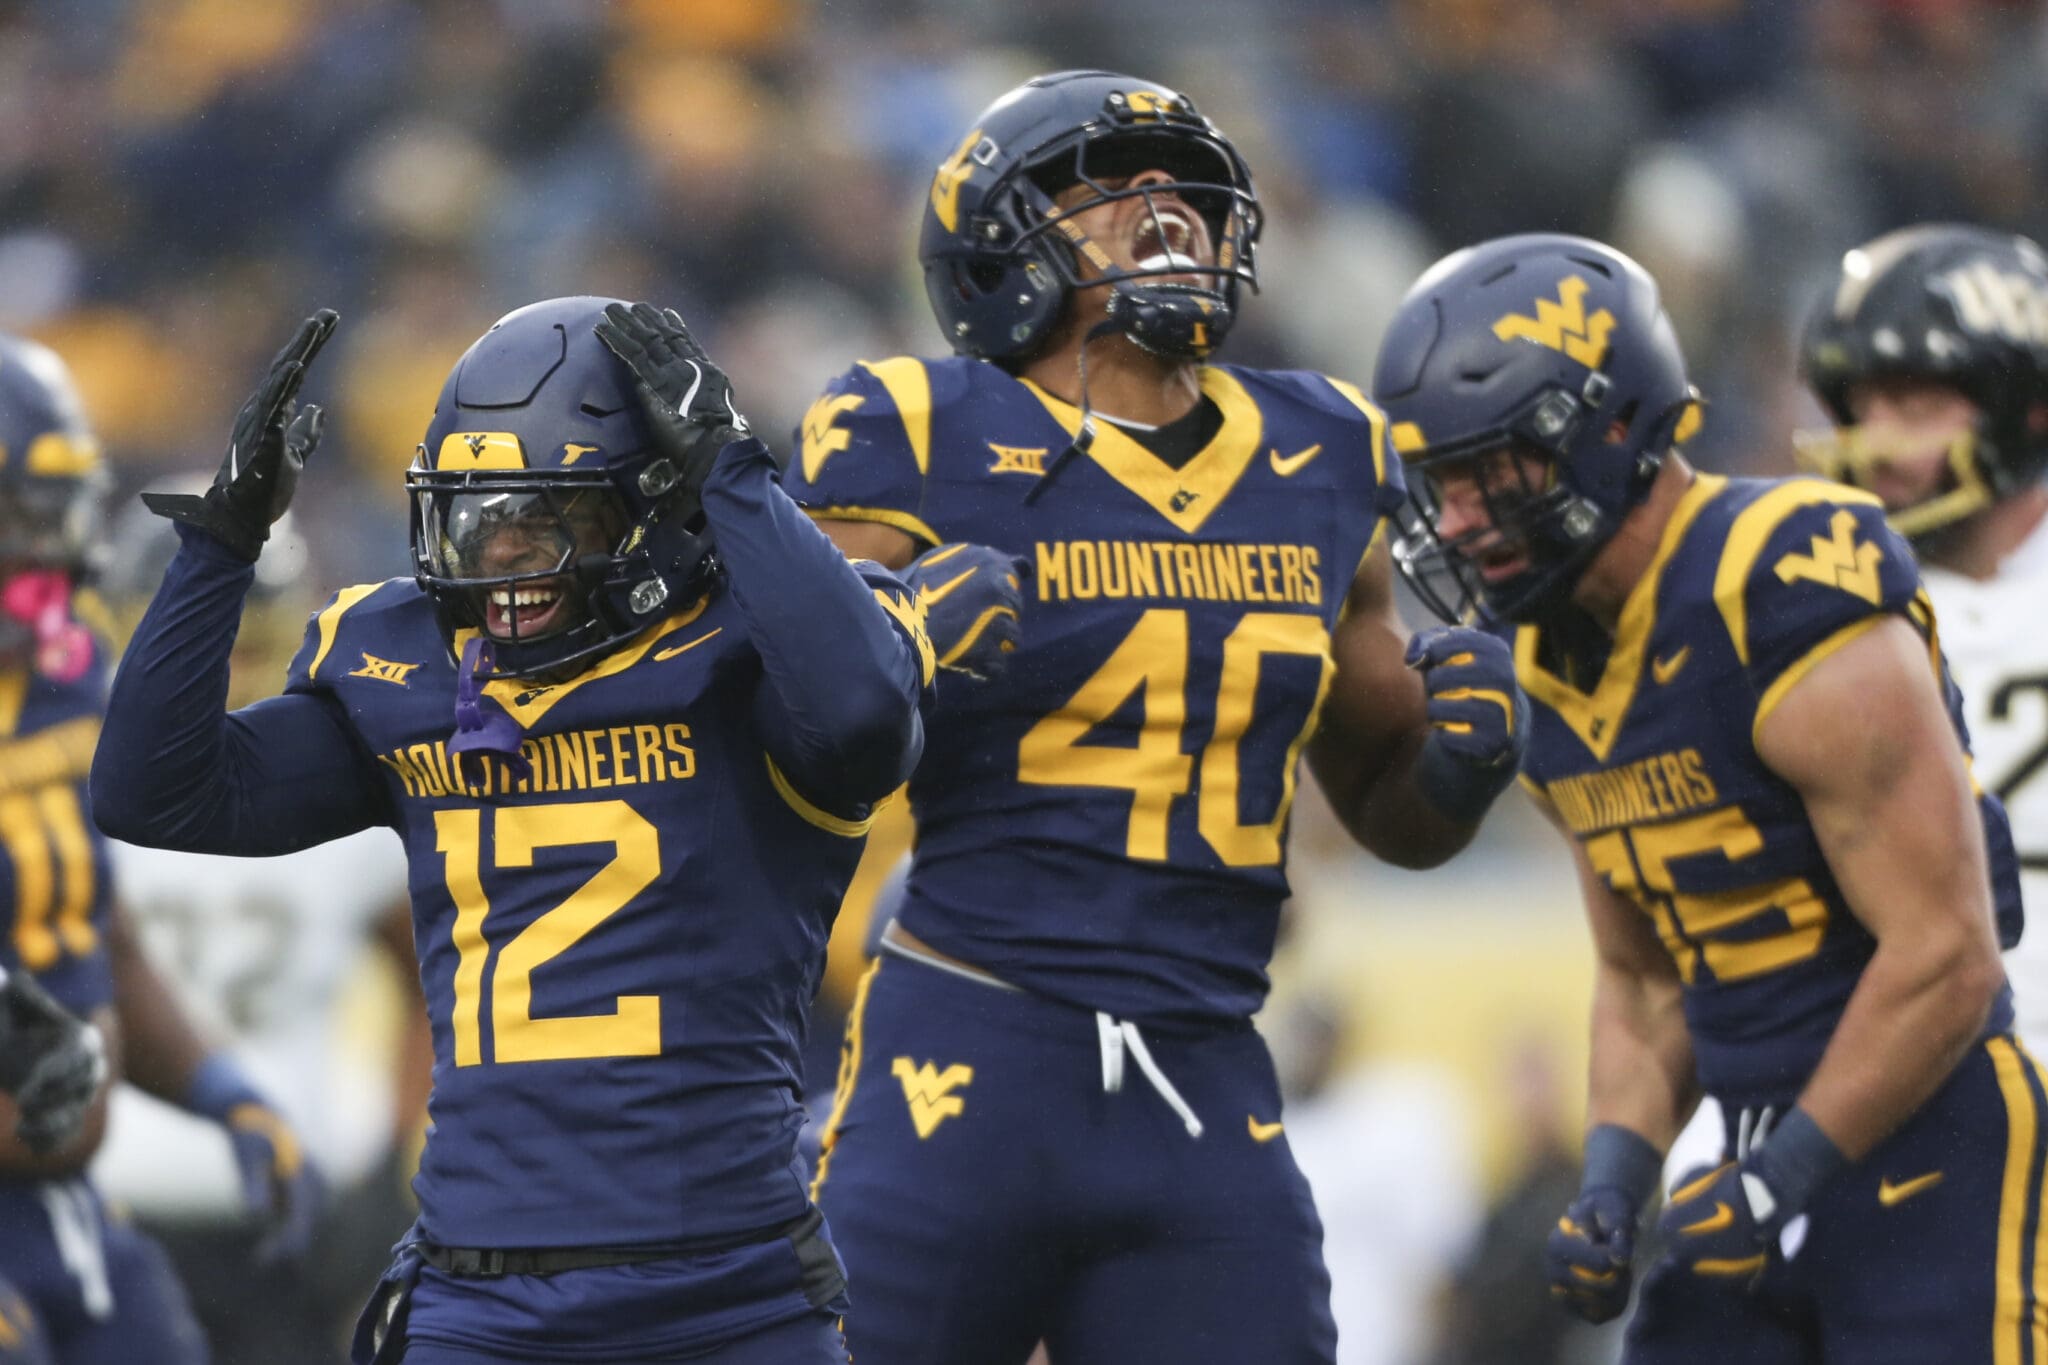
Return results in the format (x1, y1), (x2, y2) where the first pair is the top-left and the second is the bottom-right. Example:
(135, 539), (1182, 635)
(0, 969), (107, 1155)
(143, 309), (337, 561)
(593, 301), (752, 527)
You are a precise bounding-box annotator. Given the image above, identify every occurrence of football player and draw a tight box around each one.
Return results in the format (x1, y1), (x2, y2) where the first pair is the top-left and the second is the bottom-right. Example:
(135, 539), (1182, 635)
(90, 496), (423, 1365)
(1798, 223), (2048, 1054)
(90, 299), (933, 1365)
(788, 71), (1527, 1364)
(1382, 233), (2034, 1359)
(0, 331), (317, 1365)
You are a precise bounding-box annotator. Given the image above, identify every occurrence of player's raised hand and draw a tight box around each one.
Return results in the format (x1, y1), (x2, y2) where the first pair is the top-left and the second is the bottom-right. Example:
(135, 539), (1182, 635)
(595, 302), (750, 523)
(1546, 1185), (1639, 1323)
(143, 309), (337, 561)
(0, 969), (107, 1155)
(1405, 626), (1528, 821)
(902, 543), (1024, 683)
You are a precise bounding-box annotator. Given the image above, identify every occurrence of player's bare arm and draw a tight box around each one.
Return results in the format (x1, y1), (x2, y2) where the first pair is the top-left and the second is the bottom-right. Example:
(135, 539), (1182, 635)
(1543, 824), (1699, 1324)
(1307, 543), (1527, 868)
(1574, 835), (1700, 1149)
(818, 519), (918, 570)
(1757, 614), (2005, 1160)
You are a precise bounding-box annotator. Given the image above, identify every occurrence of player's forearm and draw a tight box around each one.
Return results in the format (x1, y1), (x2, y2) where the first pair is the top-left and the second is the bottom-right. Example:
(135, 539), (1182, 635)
(107, 911), (210, 1106)
(1585, 961), (1699, 1150)
(703, 436), (926, 803)
(1318, 728), (1484, 869)
(1797, 924), (2001, 1162)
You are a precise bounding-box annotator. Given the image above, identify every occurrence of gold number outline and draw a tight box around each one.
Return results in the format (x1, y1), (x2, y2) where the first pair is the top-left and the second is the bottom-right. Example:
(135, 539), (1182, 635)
(1017, 609), (1335, 868)
(1584, 806), (1829, 984)
(434, 799), (663, 1067)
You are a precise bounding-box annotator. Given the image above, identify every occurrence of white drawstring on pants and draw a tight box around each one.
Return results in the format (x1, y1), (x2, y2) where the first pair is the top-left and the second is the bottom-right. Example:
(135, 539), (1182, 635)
(1097, 1012), (1204, 1139)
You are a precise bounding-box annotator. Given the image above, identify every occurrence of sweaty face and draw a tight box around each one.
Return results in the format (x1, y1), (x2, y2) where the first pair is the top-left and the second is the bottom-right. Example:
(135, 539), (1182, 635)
(1425, 445), (1556, 584)
(1840, 378), (1980, 512)
(432, 486), (625, 642)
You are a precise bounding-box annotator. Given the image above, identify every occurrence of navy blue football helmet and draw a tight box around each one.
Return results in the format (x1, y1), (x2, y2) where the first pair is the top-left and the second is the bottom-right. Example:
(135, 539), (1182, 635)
(919, 69), (1261, 364)
(0, 333), (107, 581)
(1374, 234), (1701, 623)
(407, 297), (716, 679)
(1798, 223), (2048, 539)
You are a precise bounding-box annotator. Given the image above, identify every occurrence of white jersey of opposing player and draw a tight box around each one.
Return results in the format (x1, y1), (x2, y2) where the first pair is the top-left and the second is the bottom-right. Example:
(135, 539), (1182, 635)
(92, 827), (411, 1218)
(1923, 513), (2048, 1054)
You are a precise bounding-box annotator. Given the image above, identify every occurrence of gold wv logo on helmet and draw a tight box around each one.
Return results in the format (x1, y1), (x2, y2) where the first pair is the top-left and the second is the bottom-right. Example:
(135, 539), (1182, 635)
(1493, 276), (1616, 369)
(436, 432), (526, 471)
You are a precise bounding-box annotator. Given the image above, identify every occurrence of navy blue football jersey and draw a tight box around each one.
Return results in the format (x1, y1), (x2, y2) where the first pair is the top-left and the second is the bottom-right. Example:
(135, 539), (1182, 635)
(282, 568), (920, 1250)
(0, 645), (115, 1016)
(1512, 474), (2022, 1111)
(787, 355), (1404, 1026)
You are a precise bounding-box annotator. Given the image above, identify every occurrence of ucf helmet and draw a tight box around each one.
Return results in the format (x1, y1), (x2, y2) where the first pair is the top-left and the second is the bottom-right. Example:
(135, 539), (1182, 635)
(1374, 233), (1702, 624)
(1798, 223), (2048, 538)
(919, 69), (1261, 365)
(406, 297), (715, 679)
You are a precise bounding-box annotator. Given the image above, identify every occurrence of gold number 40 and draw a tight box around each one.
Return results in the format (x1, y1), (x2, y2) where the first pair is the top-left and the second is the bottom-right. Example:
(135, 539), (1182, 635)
(1017, 608), (1334, 868)
(434, 799), (663, 1066)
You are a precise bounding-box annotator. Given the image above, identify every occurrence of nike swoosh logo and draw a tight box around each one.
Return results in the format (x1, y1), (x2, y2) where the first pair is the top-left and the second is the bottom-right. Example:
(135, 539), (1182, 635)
(917, 566), (979, 609)
(1268, 443), (1322, 477)
(654, 628), (722, 662)
(1652, 645), (1692, 685)
(1878, 1170), (1944, 1207)
(1679, 1201), (1735, 1235)
(1247, 1115), (1284, 1143)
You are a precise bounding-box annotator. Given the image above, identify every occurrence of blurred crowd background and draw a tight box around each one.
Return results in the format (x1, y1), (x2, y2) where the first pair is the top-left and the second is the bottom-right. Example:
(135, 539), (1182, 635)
(4, 0), (2044, 1360)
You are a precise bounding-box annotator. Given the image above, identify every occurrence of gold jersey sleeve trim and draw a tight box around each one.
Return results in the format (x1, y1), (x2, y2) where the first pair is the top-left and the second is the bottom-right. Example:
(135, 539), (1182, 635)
(308, 583), (387, 682)
(801, 505), (943, 551)
(1749, 614), (1886, 747)
(765, 753), (877, 838)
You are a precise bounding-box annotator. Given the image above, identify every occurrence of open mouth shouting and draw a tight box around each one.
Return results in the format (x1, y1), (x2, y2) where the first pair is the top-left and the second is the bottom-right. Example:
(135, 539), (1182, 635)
(1129, 200), (1210, 283)
(1472, 540), (1533, 584)
(484, 576), (577, 640)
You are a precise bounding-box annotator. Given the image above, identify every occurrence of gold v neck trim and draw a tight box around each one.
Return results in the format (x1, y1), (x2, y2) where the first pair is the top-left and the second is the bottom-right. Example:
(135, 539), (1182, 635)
(1016, 369), (1263, 535)
(1514, 474), (1726, 762)
(456, 596), (713, 731)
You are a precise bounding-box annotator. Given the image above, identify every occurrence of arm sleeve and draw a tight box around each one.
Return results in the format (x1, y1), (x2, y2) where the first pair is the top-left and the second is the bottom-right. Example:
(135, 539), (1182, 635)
(783, 360), (943, 550)
(89, 525), (390, 855)
(701, 435), (933, 814)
